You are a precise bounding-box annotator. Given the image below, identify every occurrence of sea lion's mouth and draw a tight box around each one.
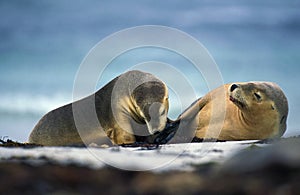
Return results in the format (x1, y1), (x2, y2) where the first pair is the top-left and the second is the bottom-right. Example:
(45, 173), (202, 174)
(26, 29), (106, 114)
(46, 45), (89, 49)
(230, 96), (245, 108)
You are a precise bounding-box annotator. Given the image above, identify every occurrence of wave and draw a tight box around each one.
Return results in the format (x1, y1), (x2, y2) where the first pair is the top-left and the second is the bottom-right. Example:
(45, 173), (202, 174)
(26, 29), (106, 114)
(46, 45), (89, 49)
(0, 91), (201, 120)
(0, 93), (72, 116)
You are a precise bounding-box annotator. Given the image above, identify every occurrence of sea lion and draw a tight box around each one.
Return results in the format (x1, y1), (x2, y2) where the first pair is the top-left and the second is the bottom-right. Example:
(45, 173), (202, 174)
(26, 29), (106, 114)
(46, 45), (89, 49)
(176, 82), (288, 141)
(29, 70), (169, 146)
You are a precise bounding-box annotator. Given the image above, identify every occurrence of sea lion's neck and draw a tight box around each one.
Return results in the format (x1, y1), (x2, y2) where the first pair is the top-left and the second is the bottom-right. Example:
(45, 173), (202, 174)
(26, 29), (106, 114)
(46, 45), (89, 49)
(129, 98), (145, 124)
(238, 110), (257, 128)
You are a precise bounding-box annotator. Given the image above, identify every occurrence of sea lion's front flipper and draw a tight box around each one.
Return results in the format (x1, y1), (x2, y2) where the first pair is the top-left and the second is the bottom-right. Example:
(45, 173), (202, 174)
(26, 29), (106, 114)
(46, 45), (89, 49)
(177, 97), (209, 121)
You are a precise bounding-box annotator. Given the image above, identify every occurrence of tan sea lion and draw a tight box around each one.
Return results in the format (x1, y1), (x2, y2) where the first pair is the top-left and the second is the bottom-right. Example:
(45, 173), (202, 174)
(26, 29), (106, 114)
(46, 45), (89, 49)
(29, 70), (169, 146)
(176, 82), (288, 141)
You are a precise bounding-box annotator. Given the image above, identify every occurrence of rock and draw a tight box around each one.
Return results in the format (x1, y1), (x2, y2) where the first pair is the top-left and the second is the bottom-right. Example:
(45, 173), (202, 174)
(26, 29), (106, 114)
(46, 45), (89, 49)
(220, 138), (300, 174)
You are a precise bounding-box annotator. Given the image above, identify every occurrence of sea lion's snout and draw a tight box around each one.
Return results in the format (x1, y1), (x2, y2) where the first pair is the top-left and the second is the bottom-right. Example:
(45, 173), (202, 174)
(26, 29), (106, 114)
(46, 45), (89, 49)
(229, 83), (246, 109)
(144, 102), (168, 135)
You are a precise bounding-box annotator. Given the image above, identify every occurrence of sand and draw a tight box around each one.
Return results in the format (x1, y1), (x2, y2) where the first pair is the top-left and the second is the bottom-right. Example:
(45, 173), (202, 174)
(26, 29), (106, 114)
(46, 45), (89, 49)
(1, 137), (300, 194)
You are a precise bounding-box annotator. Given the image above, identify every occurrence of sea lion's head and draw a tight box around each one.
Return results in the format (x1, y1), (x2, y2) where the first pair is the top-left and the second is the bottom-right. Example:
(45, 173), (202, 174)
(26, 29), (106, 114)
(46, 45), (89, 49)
(229, 82), (288, 137)
(133, 81), (169, 134)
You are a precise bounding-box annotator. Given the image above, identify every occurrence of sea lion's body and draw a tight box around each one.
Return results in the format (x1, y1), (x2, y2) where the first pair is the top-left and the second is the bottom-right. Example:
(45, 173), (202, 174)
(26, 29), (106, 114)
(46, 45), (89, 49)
(178, 82), (288, 140)
(29, 70), (169, 146)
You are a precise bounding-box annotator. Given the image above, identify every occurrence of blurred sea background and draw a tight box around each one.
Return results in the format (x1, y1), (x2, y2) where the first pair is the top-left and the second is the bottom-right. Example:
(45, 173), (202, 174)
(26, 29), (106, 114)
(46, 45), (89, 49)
(0, 0), (299, 142)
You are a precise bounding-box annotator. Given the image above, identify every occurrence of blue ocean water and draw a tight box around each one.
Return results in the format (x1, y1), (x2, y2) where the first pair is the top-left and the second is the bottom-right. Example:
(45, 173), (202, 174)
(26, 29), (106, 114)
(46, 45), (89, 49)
(1, 0), (300, 141)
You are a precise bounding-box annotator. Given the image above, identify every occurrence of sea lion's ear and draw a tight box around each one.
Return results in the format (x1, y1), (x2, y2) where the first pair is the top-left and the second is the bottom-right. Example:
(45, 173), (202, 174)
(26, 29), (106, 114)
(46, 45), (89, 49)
(271, 104), (275, 110)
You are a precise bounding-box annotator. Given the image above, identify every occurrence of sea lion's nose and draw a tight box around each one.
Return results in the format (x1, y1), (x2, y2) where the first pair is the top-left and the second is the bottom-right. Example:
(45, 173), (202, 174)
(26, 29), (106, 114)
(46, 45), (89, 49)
(230, 84), (239, 92)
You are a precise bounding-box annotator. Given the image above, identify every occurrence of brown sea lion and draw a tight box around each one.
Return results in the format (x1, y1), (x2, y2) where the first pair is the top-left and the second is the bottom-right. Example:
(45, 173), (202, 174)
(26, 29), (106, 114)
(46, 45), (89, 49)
(29, 70), (169, 146)
(176, 82), (288, 141)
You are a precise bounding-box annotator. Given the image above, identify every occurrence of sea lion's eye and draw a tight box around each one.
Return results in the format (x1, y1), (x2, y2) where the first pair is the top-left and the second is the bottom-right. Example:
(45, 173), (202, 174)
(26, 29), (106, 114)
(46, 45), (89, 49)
(254, 92), (261, 101)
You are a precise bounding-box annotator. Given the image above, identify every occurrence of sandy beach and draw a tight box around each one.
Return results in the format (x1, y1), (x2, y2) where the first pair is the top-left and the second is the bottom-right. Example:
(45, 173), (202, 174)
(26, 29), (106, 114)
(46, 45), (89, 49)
(1, 137), (300, 194)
